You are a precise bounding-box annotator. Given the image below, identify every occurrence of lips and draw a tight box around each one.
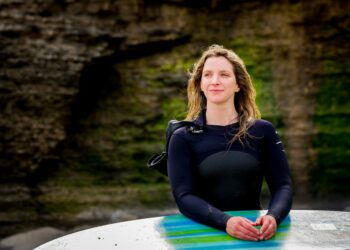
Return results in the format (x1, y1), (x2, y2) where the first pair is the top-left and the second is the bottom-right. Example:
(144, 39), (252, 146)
(209, 89), (224, 93)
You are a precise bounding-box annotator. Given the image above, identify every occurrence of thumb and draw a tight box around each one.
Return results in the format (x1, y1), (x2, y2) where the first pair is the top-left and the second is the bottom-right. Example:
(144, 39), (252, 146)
(255, 216), (263, 225)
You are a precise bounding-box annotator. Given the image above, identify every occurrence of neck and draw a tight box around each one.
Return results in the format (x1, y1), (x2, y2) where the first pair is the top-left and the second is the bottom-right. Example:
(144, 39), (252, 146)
(205, 104), (239, 126)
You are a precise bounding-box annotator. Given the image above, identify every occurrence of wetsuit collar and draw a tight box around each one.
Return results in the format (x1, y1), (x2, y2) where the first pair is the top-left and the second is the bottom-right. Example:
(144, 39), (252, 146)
(194, 109), (206, 128)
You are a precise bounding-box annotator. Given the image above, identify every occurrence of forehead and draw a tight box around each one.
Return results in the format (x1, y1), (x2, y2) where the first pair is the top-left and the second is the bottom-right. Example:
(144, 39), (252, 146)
(203, 56), (234, 71)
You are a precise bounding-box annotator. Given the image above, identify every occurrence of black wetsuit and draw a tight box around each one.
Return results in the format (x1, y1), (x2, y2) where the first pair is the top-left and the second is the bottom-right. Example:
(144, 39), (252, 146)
(167, 112), (293, 230)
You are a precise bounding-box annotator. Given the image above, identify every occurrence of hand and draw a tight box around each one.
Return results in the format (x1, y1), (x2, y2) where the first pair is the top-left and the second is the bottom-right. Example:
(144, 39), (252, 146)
(226, 216), (260, 241)
(254, 215), (277, 240)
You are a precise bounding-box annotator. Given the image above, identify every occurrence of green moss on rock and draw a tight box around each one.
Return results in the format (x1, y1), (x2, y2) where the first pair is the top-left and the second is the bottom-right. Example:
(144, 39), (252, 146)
(311, 57), (350, 195)
(230, 38), (281, 125)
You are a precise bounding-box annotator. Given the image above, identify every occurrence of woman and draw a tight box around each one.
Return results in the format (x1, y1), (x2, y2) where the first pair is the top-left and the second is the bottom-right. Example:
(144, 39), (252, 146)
(167, 44), (293, 241)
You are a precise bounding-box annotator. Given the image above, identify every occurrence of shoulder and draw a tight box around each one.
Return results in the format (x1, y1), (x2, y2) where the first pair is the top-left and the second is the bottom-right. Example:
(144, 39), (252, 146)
(171, 124), (203, 146)
(170, 125), (194, 145)
(173, 126), (189, 137)
(252, 119), (275, 130)
(249, 119), (277, 137)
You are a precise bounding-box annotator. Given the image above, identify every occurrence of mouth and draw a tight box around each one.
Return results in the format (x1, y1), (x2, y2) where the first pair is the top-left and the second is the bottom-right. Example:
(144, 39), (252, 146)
(209, 89), (224, 93)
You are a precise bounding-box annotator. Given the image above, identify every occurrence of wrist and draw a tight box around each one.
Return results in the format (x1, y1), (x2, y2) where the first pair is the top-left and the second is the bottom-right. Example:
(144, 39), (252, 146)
(266, 213), (278, 224)
(226, 216), (234, 226)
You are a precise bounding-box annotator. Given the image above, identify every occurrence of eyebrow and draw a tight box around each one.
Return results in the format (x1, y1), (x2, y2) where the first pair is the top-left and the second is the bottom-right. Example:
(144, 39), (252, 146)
(202, 70), (233, 73)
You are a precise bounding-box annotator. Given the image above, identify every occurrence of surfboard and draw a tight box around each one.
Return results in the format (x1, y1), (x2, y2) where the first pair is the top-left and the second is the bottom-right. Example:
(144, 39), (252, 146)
(35, 210), (350, 249)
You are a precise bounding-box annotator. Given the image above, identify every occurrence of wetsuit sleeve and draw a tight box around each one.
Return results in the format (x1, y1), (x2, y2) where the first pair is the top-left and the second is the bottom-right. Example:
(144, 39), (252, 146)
(168, 133), (231, 230)
(262, 121), (293, 224)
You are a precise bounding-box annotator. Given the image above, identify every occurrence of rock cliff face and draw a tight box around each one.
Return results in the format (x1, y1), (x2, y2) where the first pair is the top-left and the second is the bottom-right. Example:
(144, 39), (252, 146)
(0, 0), (349, 237)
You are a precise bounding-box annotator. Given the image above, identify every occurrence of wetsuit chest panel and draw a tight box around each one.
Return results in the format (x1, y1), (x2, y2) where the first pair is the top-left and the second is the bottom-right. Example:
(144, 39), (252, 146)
(197, 151), (262, 210)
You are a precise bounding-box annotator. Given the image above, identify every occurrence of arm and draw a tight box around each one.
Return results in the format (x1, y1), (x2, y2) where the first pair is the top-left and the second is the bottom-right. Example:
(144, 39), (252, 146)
(262, 121), (293, 224)
(168, 132), (260, 240)
(167, 133), (230, 230)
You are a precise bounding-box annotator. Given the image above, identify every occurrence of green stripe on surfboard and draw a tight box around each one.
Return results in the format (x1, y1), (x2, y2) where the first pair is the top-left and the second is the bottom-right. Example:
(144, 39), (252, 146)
(158, 211), (291, 249)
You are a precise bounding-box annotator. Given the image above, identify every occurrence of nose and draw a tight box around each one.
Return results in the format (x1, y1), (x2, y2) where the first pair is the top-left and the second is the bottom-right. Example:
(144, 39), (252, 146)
(210, 74), (220, 85)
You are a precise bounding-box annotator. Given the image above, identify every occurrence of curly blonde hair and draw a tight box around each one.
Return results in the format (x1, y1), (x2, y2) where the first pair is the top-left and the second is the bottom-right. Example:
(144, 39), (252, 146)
(186, 44), (261, 143)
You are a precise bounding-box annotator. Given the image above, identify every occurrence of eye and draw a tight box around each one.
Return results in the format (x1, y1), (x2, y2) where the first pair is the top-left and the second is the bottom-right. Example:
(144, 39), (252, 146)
(203, 72), (211, 77)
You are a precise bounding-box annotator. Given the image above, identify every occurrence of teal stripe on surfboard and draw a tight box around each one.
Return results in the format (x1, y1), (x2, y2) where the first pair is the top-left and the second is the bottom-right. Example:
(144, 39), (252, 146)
(158, 211), (291, 250)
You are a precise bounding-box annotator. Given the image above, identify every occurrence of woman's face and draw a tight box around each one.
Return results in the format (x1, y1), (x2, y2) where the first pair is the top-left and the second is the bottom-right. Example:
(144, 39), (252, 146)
(200, 56), (239, 106)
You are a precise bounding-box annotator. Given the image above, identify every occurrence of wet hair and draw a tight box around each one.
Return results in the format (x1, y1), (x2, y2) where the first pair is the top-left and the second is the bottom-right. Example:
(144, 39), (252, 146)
(186, 44), (261, 143)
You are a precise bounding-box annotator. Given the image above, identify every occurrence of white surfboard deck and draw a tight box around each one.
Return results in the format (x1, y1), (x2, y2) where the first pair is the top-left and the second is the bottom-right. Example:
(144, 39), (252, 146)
(35, 210), (350, 250)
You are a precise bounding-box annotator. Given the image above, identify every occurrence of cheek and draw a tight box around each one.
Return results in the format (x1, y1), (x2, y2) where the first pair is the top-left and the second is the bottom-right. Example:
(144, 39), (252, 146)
(200, 76), (210, 89)
(200, 80), (205, 91)
(200, 82), (208, 98)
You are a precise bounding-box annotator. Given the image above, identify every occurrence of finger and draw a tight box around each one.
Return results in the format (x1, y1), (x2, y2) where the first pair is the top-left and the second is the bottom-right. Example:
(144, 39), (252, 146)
(244, 219), (258, 227)
(242, 217), (255, 223)
(263, 227), (276, 240)
(259, 219), (270, 235)
(253, 216), (263, 227)
(265, 215), (277, 229)
(235, 231), (259, 241)
(264, 233), (273, 240)
(261, 224), (276, 240)
(227, 223), (257, 241)
(240, 220), (260, 236)
(255, 216), (262, 225)
(237, 224), (260, 239)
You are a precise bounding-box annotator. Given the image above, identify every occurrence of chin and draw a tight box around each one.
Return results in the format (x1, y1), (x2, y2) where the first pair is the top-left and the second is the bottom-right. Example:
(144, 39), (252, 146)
(208, 100), (228, 105)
